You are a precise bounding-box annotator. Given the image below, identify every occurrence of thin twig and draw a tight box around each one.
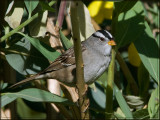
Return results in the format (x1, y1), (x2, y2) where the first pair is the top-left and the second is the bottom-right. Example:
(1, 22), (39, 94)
(116, 52), (139, 95)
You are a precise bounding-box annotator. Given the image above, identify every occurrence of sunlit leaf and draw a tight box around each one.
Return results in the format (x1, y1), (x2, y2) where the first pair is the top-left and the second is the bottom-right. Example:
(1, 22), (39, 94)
(71, 1), (95, 41)
(29, 11), (48, 37)
(148, 87), (159, 118)
(114, 1), (137, 16)
(114, 1), (145, 48)
(114, 108), (125, 119)
(5, 1), (24, 28)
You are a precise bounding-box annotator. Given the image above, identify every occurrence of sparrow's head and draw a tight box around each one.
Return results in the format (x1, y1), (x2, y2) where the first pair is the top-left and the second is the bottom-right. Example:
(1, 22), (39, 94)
(90, 30), (116, 55)
(92, 30), (116, 45)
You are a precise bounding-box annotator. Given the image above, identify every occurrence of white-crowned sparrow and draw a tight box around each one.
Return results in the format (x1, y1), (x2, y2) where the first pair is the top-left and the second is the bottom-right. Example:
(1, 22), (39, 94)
(9, 30), (116, 88)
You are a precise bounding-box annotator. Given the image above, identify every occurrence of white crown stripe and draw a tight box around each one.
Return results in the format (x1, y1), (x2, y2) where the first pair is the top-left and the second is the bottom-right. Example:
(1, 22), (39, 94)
(105, 30), (113, 38)
(93, 30), (113, 39)
(94, 32), (106, 38)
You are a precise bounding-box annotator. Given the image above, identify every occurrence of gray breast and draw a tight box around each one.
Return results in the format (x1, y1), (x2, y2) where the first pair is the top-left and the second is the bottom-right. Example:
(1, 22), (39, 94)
(83, 48), (111, 84)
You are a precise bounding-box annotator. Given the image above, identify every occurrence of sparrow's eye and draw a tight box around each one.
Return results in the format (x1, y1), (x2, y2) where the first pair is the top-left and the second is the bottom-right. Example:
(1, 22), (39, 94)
(100, 37), (105, 41)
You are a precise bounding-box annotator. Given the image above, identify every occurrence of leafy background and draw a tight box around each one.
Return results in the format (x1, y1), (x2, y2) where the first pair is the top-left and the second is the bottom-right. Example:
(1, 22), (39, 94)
(0, 0), (159, 119)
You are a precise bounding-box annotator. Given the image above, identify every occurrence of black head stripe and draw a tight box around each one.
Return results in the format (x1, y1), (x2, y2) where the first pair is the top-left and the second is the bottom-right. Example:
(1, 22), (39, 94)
(97, 30), (113, 40)
(92, 33), (100, 38)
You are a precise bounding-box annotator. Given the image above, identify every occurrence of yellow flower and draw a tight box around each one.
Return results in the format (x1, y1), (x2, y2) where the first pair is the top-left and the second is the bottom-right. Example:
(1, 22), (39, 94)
(104, 2), (113, 20)
(128, 43), (141, 67)
(88, 1), (113, 24)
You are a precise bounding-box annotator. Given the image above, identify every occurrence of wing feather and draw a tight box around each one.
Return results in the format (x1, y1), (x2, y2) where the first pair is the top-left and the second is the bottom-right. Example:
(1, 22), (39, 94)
(41, 45), (86, 74)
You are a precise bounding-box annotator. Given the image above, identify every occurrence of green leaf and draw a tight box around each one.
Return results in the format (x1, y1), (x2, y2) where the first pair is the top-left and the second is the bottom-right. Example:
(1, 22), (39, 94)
(2, 88), (73, 108)
(24, 0), (39, 18)
(5, 0), (24, 29)
(19, 32), (61, 62)
(148, 87), (159, 118)
(39, 1), (55, 12)
(114, 108), (125, 119)
(29, 10), (48, 37)
(17, 98), (46, 119)
(0, 0), (13, 24)
(114, 1), (145, 48)
(114, 1), (137, 16)
(138, 62), (149, 97)
(133, 109), (149, 119)
(134, 22), (159, 83)
(90, 83), (106, 109)
(114, 84), (133, 118)
(97, 71), (108, 88)
(60, 30), (72, 50)
(114, 113), (125, 119)
(0, 0), (56, 43)
(6, 37), (49, 75)
(0, 82), (8, 90)
(1, 95), (17, 108)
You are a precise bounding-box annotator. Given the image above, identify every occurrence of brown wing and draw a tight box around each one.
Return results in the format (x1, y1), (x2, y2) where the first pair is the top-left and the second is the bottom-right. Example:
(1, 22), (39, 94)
(41, 45), (86, 74)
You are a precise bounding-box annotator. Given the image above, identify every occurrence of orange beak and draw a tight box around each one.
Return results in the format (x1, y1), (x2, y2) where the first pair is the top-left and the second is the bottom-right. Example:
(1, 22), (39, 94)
(108, 40), (116, 46)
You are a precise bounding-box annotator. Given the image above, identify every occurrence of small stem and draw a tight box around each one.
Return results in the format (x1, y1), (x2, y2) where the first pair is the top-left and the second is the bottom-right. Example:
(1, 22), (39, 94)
(0, 13), (39, 42)
(105, 47), (116, 119)
(28, 11), (31, 19)
(116, 51), (139, 95)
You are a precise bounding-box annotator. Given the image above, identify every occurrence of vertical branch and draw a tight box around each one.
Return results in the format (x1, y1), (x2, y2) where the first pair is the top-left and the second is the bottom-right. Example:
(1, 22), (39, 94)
(105, 7), (117, 118)
(105, 47), (116, 119)
(70, 1), (89, 119)
(56, 0), (66, 28)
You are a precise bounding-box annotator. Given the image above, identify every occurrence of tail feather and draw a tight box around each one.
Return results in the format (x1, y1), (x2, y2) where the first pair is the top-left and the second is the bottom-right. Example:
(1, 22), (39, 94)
(8, 74), (44, 89)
